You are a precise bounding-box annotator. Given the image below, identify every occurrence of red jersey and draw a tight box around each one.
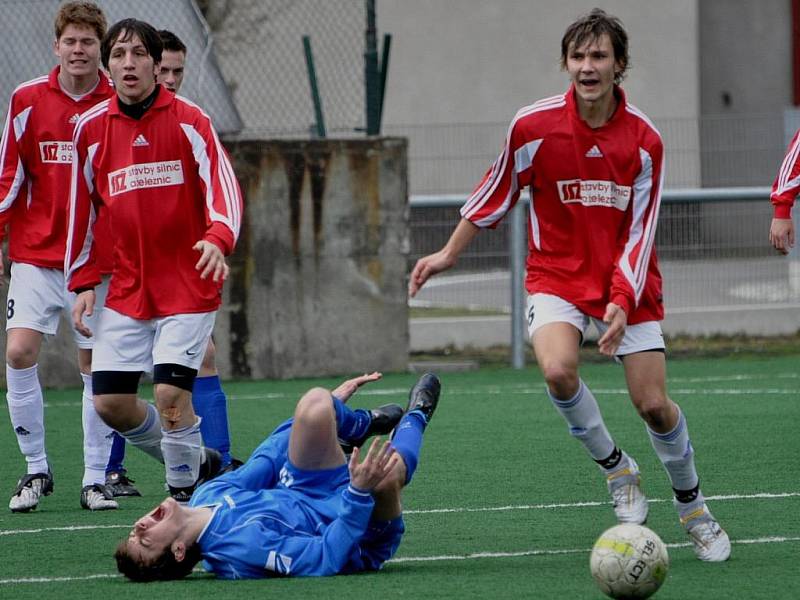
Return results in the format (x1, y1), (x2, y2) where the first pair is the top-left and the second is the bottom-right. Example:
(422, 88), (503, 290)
(65, 87), (243, 319)
(0, 67), (114, 270)
(462, 86), (665, 323)
(770, 128), (800, 219)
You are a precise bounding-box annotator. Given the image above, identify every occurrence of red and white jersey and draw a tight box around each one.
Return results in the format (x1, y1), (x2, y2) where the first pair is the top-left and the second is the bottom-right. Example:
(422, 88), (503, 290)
(65, 87), (243, 320)
(0, 67), (114, 270)
(770, 128), (800, 219)
(462, 85), (665, 323)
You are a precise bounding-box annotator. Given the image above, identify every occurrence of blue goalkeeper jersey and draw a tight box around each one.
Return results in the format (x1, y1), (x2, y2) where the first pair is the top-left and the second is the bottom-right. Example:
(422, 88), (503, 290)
(190, 419), (386, 579)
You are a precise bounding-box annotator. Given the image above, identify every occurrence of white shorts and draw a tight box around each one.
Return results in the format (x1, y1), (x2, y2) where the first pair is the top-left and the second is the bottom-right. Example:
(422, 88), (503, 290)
(5, 262), (108, 349)
(526, 293), (665, 355)
(91, 308), (216, 373)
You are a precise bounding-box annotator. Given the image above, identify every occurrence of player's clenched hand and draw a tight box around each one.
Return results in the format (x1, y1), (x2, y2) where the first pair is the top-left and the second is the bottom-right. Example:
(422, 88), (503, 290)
(409, 250), (455, 297)
(72, 290), (96, 338)
(598, 302), (626, 357)
(193, 240), (229, 282)
(332, 371), (382, 403)
(348, 437), (399, 492)
(769, 218), (795, 255)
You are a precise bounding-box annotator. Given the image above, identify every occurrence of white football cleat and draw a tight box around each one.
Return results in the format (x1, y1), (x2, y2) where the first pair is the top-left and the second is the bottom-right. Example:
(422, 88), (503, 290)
(606, 457), (649, 524)
(80, 484), (119, 511)
(678, 501), (731, 561)
(9, 470), (54, 513)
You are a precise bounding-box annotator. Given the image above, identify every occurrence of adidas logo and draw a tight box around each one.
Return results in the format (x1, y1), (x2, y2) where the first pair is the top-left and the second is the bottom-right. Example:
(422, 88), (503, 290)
(68, 113), (80, 124)
(14, 426), (31, 436)
(132, 134), (149, 147)
(170, 464), (192, 472)
(585, 144), (603, 158)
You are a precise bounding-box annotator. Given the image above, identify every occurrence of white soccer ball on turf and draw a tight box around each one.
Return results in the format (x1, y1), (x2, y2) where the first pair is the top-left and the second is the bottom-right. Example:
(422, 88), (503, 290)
(589, 523), (669, 599)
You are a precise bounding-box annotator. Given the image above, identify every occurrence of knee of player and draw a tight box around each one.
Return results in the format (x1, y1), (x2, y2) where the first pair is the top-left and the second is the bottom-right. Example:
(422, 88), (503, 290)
(632, 393), (672, 428)
(294, 388), (334, 424)
(5, 341), (38, 369)
(540, 362), (579, 396)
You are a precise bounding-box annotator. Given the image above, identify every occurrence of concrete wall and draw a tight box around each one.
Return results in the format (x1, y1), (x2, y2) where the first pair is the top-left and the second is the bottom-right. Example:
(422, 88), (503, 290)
(3, 138), (409, 387)
(220, 138), (409, 379)
(699, 0), (792, 186)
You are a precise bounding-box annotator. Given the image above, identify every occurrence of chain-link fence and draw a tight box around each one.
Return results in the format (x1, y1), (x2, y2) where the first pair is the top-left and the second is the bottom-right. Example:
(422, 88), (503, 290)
(0, 0), (241, 133)
(206, 0), (368, 139)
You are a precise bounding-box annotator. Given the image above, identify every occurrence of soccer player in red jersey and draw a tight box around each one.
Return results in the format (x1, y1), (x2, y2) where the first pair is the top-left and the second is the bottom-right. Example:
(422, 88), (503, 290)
(66, 18), (243, 502)
(410, 9), (730, 561)
(770, 131), (798, 254)
(0, 1), (127, 512)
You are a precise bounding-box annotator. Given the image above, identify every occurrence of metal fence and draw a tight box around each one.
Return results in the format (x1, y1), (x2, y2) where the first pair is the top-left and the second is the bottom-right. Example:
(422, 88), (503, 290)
(208, 0), (368, 139)
(409, 190), (800, 360)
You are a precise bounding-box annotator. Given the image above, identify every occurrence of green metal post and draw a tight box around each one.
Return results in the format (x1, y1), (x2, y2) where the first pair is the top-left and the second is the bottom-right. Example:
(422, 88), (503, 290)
(303, 35), (326, 138)
(377, 33), (391, 127)
(364, 0), (380, 135)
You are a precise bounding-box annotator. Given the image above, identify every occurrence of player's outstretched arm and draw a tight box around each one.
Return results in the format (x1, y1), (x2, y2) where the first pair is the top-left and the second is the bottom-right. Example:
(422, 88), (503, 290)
(72, 290), (96, 338)
(409, 218), (480, 297)
(769, 218), (795, 255)
(331, 371), (382, 403)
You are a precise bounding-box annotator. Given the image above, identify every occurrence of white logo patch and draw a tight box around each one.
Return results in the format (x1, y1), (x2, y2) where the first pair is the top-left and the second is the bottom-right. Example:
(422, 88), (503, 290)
(266, 551), (293, 575)
(585, 144), (603, 158)
(132, 134), (149, 147)
(107, 160), (184, 196)
(39, 141), (73, 163)
(68, 113), (80, 124)
(557, 179), (631, 211)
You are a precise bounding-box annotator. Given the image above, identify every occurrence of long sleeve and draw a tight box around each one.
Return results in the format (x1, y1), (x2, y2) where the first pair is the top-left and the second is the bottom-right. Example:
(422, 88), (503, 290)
(0, 90), (30, 242)
(609, 137), (664, 316)
(202, 485), (375, 579)
(65, 111), (102, 291)
(178, 113), (242, 255)
(771, 128), (800, 219)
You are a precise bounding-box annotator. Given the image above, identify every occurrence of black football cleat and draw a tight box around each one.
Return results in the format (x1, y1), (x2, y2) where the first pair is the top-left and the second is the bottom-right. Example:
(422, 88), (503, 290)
(405, 373), (441, 422)
(340, 403), (405, 454)
(168, 447), (224, 503)
(105, 470), (141, 497)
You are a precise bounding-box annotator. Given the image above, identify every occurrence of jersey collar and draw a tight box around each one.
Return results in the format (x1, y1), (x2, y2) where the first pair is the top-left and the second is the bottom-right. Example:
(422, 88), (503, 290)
(566, 83), (627, 130)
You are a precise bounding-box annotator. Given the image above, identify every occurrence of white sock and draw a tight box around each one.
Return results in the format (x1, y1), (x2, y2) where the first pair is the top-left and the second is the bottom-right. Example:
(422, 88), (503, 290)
(161, 418), (203, 491)
(548, 379), (615, 460)
(121, 403), (164, 463)
(648, 408), (699, 492)
(6, 364), (48, 474)
(81, 373), (114, 487)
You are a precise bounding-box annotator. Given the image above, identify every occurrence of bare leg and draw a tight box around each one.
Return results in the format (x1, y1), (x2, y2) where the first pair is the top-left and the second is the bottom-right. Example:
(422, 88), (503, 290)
(288, 388), (346, 470)
(531, 322), (582, 399)
(622, 352), (679, 433)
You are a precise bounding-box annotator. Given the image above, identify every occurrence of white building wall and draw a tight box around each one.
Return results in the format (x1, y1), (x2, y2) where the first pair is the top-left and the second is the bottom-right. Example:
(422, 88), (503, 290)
(378, 0), (701, 190)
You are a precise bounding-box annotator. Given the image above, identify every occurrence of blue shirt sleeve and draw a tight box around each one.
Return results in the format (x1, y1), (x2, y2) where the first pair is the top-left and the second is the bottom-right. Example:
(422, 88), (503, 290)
(202, 486), (375, 579)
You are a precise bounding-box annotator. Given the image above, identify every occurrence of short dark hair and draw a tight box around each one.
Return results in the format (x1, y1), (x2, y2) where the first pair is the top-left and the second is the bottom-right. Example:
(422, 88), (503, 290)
(158, 29), (187, 55)
(114, 538), (202, 582)
(560, 8), (629, 83)
(101, 18), (163, 69)
(54, 1), (107, 41)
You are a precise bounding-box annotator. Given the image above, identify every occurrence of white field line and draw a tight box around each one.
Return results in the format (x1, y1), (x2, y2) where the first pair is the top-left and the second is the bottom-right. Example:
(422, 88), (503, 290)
(404, 492), (800, 515)
(1, 492), (797, 538)
(1, 536), (798, 584)
(387, 536), (800, 564)
(41, 378), (799, 408)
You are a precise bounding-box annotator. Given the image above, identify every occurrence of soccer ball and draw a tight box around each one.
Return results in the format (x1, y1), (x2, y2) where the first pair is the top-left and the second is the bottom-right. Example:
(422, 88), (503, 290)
(590, 524), (669, 599)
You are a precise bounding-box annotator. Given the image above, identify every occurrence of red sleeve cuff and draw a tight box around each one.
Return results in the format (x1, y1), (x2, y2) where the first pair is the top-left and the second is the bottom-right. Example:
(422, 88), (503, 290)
(773, 204), (793, 219)
(610, 293), (633, 317)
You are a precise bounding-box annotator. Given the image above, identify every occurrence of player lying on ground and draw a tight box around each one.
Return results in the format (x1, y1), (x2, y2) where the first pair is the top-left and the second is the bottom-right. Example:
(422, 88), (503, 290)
(115, 372), (440, 580)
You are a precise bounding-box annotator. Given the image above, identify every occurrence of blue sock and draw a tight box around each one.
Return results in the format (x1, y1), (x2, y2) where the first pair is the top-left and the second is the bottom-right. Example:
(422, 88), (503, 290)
(192, 375), (232, 466)
(391, 410), (427, 484)
(106, 432), (126, 475)
(332, 395), (371, 443)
